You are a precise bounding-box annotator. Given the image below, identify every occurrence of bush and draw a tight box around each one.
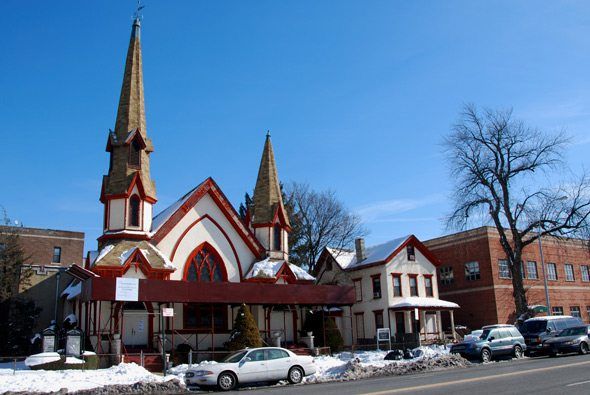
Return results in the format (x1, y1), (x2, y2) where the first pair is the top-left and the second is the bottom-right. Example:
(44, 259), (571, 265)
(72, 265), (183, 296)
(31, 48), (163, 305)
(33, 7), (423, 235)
(302, 311), (344, 353)
(225, 304), (262, 351)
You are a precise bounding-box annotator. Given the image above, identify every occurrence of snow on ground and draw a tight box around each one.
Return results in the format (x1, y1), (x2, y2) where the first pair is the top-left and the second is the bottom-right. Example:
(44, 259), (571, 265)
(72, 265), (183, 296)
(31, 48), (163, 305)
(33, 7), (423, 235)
(0, 362), (179, 394)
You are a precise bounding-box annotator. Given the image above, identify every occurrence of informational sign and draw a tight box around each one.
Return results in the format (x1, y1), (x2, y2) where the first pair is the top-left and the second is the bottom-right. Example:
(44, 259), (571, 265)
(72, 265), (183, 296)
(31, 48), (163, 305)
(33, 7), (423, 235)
(115, 278), (139, 301)
(137, 319), (145, 332)
(66, 336), (81, 356)
(376, 327), (391, 351)
(162, 307), (174, 317)
(42, 336), (55, 353)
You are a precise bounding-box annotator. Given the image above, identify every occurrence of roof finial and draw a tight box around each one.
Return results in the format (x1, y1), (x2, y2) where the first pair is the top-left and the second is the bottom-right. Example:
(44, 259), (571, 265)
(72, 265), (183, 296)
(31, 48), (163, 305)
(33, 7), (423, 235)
(133, 0), (145, 22)
(266, 130), (271, 138)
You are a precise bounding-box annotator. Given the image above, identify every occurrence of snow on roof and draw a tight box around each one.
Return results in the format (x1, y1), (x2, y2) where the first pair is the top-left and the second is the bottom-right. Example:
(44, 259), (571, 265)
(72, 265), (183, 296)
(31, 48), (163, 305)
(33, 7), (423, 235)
(88, 250), (98, 265)
(146, 243), (175, 269)
(92, 244), (114, 266)
(119, 248), (136, 265)
(245, 258), (285, 279)
(118, 245), (175, 270)
(289, 264), (315, 281)
(327, 235), (411, 270)
(151, 184), (202, 233)
(390, 297), (459, 310)
(61, 281), (81, 301)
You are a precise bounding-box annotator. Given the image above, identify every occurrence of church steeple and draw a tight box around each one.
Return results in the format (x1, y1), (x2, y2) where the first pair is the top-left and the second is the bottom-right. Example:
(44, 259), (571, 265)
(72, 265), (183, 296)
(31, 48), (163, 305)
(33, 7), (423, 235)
(251, 133), (290, 260)
(99, 16), (156, 241)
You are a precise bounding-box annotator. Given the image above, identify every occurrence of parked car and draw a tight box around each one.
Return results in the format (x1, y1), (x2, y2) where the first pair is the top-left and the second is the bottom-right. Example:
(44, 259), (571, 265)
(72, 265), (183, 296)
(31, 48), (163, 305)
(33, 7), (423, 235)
(450, 324), (526, 362)
(463, 330), (483, 342)
(184, 347), (316, 391)
(542, 326), (590, 357)
(521, 315), (584, 356)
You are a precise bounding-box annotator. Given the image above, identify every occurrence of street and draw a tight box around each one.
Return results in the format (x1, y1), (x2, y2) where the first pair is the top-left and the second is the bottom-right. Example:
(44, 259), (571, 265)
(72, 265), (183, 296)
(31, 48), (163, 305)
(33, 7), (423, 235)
(216, 354), (590, 395)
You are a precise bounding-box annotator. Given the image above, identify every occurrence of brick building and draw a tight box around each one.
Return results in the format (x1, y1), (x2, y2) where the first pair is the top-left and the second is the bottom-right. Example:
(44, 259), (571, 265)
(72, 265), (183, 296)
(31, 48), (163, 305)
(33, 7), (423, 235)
(0, 225), (85, 331)
(424, 226), (590, 330)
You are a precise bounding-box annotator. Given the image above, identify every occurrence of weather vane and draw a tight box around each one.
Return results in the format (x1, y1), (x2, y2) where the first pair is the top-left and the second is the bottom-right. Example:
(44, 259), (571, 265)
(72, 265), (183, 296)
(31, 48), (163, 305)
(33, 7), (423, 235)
(133, 0), (145, 21)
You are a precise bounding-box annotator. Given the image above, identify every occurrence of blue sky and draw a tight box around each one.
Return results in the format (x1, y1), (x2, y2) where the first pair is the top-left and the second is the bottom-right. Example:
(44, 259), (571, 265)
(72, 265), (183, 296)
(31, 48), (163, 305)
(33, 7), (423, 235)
(1, 1), (589, 254)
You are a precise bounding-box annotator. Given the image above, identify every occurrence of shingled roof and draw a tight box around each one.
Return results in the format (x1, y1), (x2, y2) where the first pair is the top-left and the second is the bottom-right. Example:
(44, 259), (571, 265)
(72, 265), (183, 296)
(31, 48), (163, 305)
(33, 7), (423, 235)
(251, 133), (290, 226)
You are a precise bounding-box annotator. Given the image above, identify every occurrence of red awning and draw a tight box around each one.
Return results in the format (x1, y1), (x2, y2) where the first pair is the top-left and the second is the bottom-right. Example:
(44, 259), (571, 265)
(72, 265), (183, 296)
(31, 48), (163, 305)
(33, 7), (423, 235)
(81, 277), (355, 306)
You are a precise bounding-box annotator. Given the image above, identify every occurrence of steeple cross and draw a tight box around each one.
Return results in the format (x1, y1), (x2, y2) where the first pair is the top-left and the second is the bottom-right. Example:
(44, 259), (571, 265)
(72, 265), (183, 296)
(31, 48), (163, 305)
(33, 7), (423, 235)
(133, 0), (145, 21)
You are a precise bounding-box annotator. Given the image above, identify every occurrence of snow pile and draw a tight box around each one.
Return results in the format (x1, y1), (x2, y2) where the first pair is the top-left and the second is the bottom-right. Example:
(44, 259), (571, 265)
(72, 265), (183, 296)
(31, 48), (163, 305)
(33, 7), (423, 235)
(305, 346), (454, 383)
(0, 362), (181, 393)
(24, 352), (61, 367)
(61, 281), (82, 301)
(390, 297), (459, 310)
(246, 259), (285, 279)
(65, 357), (85, 365)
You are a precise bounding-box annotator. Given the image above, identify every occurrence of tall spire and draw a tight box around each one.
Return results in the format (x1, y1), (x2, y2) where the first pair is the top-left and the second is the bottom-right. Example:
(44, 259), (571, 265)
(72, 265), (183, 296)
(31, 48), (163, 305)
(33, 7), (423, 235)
(114, 17), (146, 140)
(251, 133), (290, 227)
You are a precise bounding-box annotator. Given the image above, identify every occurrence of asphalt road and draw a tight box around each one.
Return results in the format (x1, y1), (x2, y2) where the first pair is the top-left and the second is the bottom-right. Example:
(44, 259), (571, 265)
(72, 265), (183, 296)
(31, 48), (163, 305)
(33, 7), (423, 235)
(211, 354), (590, 395)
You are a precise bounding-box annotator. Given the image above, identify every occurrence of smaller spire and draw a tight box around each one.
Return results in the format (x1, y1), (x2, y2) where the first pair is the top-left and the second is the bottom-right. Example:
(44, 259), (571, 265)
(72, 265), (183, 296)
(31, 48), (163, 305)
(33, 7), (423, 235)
(266, 130), (271, 138)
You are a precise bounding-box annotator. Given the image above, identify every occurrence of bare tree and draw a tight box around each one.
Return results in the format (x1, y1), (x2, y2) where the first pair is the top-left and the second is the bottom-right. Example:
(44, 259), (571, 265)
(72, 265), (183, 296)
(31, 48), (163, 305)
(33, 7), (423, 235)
(284, 183), (367, 273)
(445, 104), (590, 316)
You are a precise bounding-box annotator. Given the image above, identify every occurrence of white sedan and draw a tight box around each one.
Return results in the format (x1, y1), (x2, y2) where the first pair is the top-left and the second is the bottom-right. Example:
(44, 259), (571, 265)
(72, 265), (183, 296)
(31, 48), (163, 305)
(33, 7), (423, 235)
(184, 347), (316, 391)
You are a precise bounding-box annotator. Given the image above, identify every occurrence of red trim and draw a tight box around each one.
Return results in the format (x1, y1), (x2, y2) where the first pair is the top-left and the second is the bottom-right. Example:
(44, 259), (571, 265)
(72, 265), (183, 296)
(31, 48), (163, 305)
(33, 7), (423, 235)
(152, 178), (264, 258)
(98, 232), (150, 242)
(346, 235), (442, 272)
(169, 214), (244, 280)
(408, 274), (419, 297)
(93, 248), (173, 279)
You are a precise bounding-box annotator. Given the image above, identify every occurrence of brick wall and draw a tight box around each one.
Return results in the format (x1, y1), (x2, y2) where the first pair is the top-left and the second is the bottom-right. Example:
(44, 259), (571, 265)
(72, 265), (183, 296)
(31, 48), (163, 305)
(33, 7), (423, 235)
(425, 226), (590, 330)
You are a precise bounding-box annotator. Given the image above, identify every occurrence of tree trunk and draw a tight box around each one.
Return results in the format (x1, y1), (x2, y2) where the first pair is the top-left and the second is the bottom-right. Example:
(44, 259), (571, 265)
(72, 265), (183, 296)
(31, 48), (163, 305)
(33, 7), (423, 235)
(510, 250), (528, 317)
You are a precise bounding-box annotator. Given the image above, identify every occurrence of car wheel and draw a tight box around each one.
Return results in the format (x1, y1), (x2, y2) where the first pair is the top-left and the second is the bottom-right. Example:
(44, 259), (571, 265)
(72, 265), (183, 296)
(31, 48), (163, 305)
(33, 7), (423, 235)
(513, 345), (524, 359)
(480, 348), (492, 363)
(288, 366), (304, 384)
(217, 372), (237, 391)
(580, 342), (589, 355)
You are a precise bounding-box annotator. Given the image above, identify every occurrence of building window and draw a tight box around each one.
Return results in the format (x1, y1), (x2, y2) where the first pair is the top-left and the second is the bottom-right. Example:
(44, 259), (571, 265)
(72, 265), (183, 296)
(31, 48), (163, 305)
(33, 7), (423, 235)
(273, 224), (282, 251)
(407, 245), (415, 261)
(129, 195), (141, 227)
(498, 260), (511, 279)
(546, 263), (558, 281)
(565, 264), (575, 282)
(440, 266), (454, 285)
(184, 304), (227, 331)
(185, 244), (227, 282)
(581, 266), (590, 282)
(552, 306), (564, 316)
(409, 275), (418, 297)
(52, 247), (62, 263)
(374, 310), (384, 330)
(424, 276), (434, 297)
(128, 139), (141, 167)
(372, 275), (382, 299)
(355, 313), (365, 340)
(570, 306), (581, 318)
(465, 261), (481, 281)
(353, 279), (363, 302)
(392, 274), (402, 297)
(526, 261), (538, 280)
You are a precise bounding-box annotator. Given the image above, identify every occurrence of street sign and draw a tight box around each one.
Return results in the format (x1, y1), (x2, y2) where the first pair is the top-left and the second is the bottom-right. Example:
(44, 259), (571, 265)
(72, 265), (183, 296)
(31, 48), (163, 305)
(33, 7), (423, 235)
(376, 327), (391, 351)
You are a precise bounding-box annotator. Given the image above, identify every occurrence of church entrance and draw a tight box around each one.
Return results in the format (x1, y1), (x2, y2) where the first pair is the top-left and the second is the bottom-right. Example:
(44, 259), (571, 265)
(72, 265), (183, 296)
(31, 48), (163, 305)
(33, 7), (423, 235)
(122, 302), (150, 349)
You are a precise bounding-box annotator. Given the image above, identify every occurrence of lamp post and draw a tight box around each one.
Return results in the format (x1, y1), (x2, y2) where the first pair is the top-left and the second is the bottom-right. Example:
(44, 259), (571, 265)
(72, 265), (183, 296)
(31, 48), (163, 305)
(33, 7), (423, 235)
(537, 223), (551, 316)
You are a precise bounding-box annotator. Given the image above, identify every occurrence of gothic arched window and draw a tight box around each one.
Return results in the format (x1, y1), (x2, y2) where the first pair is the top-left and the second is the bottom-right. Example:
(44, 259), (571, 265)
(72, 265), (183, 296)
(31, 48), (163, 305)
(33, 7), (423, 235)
(273, 224), (282, 251)
(184, 244), (226, 282)
(129, 195), (141, 227)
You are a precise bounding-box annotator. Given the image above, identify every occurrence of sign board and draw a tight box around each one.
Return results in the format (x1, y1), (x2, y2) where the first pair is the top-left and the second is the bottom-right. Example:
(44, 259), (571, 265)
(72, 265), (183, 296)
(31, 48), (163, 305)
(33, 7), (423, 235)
(42, 336), (55, 353)
(377, 327), (390, 341)
(162, 307), (174, 317)
(115, 278), (139, 301)
(66, 335), (81, 356)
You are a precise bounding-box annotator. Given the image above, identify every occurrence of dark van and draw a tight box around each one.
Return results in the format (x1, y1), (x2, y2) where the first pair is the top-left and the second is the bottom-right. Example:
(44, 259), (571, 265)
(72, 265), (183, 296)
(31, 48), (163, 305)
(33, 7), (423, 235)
(521, 316), (584, 355)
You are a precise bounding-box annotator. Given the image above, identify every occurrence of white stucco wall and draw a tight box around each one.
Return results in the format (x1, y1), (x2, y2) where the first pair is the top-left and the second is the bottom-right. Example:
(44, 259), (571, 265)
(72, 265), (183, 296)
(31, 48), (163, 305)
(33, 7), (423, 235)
(154, 193), (258, 281)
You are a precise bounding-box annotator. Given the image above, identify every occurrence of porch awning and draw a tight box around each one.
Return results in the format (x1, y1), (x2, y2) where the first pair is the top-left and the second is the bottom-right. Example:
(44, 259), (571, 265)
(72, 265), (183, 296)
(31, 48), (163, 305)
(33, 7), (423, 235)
(389, 296), (459, 310)
(80, 277), (355, 306)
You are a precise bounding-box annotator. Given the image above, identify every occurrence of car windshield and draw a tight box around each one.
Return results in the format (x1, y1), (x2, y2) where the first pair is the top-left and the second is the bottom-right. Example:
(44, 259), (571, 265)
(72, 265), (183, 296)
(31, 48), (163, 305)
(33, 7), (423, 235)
(559, 327), (586, 337)
(222, 350), (248, 363)
(480, 329), (492, 340)
(523, 320), (547, 333)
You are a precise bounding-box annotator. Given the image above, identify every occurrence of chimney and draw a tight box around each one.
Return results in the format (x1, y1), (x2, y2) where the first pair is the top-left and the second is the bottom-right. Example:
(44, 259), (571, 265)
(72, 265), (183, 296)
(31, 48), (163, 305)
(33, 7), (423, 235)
(355, 238), (366, 262)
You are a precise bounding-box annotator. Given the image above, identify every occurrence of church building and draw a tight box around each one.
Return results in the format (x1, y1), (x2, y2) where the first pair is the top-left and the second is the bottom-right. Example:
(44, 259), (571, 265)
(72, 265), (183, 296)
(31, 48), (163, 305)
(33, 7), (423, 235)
(67, 17), (354, 360)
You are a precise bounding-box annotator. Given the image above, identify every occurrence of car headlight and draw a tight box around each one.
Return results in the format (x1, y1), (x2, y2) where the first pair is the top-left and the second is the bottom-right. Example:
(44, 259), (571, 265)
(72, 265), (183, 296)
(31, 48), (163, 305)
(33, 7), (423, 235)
(194, 370), (215, 376)
(563, 341), (575, 345)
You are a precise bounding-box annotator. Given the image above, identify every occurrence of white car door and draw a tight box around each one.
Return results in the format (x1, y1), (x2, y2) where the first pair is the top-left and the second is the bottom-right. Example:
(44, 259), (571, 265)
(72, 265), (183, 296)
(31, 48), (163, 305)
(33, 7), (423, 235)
(266, 349), (292, 380)
(237, 350), (268, 383)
